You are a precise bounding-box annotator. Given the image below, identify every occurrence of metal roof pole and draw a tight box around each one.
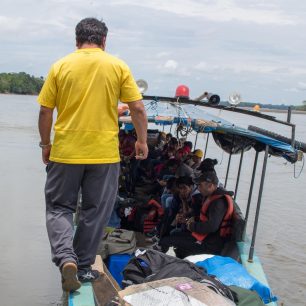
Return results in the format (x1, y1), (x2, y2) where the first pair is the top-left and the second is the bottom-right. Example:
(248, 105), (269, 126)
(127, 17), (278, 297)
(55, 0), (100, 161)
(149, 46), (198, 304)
(248, 145), (269, 262)
(203, 133), (210, 159)
(224, 151), (232, 189)
(243, 150), (259, 237)
(287, 106), (292, 123)
(194, 131), (199, 148)
(291, 125), (296, 148)
(234, 149), (244, 201)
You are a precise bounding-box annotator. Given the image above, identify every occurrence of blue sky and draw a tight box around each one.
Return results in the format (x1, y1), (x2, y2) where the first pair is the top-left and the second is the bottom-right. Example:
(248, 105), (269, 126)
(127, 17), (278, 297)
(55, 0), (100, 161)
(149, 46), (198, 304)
(1, 0), (306, 105)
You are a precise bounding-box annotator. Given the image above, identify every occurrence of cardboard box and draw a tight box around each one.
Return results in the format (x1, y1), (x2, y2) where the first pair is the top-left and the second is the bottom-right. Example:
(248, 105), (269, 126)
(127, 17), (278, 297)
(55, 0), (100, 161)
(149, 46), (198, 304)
(119, 277), (235, 306)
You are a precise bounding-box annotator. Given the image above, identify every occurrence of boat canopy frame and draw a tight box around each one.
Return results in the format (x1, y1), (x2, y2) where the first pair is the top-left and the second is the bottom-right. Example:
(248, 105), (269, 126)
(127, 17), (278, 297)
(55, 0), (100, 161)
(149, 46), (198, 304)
(119, 95), (301, 262)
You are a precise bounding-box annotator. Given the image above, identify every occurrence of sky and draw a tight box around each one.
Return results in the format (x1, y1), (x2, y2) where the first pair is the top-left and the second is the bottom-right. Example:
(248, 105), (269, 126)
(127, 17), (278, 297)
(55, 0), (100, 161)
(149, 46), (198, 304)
(1, 0), (306, 105)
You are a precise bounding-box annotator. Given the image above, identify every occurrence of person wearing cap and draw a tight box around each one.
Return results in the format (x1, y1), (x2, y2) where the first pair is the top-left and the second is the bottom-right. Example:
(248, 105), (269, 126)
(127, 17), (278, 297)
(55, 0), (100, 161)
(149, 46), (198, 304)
(189, 149), (203, 169)
(156, 171), (234, 258)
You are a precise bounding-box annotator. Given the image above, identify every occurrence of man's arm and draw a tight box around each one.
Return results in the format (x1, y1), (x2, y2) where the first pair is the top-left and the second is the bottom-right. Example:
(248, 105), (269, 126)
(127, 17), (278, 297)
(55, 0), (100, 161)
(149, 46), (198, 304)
(126, 100), (148, 159)
(38, 105), (54, 164)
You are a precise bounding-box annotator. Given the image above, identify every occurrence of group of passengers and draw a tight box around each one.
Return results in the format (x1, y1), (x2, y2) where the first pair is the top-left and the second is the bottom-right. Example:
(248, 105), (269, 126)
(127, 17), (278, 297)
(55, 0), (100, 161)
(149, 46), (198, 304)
(118, 129), (235, 259)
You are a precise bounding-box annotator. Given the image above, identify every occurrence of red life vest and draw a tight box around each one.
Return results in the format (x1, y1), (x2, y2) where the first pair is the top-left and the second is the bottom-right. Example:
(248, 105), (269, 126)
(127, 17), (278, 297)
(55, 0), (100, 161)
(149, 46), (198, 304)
(191, 194), (234, 242)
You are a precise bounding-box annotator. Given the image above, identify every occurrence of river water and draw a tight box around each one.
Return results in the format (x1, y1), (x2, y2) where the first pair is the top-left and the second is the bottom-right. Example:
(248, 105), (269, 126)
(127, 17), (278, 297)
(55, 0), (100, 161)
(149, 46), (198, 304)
(0, 94), (305, 305)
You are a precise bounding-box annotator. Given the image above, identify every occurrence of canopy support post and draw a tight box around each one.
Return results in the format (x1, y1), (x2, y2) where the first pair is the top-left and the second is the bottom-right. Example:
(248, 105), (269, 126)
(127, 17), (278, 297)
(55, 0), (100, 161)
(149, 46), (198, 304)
(234, 149), (244, 201)
(203, 133), (210, 159)
(224, 152), (232, 189)
(248, 145), (269, 262)
(194, 131), (199, 148)
(244, 150), (259, 237)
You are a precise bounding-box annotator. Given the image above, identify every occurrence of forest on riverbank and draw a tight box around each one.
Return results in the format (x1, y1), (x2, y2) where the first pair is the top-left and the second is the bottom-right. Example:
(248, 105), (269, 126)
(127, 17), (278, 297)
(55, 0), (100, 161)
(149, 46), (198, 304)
(1, 71), (305, 111)
(0, 72), (44, 95)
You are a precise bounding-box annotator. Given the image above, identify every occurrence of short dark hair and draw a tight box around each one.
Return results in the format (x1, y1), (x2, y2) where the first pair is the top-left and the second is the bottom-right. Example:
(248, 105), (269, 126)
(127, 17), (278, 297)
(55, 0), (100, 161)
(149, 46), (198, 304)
(176, 176), (193, 187)
(197, 158), (218, 173)
(75, 18), (108, 46)
(184, 141), (193, 150)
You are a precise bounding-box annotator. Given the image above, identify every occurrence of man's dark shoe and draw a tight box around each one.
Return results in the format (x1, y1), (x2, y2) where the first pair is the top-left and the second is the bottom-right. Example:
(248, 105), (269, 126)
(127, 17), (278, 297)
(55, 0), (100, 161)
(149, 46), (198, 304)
(77, 267), (100, 282)
(61, 262), (81, 292)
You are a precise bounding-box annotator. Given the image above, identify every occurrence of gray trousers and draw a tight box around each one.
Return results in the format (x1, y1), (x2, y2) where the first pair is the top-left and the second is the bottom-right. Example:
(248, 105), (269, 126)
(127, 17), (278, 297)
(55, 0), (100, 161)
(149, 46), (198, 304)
(45, 162), (120, 269)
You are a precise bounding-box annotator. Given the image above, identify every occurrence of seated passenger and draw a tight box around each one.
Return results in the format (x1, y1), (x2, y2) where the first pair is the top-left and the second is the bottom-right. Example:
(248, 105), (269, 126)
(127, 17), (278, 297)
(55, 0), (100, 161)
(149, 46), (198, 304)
(185, 149), (203, 169)
(176, 141), (192, 160)
(155, 132), (167, 151)
(196, 158), (218, 173)
(157, 176), (202, 239)
(196, 158), (225, 188)
(119, 129), (136, 160)
(157, 171), (234, 259)
(162, 137), (179, 158)
(160, 176), (177, 209)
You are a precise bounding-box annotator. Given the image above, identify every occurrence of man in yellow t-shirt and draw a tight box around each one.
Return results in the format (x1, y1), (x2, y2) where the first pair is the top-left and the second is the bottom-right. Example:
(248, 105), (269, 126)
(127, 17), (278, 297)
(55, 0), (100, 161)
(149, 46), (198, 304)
(37, 17), (148, 292)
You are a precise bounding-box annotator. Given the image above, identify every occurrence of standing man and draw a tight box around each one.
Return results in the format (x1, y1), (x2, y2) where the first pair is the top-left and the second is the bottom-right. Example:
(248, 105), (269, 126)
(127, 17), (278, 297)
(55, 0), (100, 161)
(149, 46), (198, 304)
(38, 18), (148, 292)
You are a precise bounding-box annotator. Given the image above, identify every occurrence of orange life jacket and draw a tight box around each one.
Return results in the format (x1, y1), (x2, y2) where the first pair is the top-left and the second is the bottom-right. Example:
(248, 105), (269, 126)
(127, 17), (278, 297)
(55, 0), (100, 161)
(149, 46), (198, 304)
(191, 194), (234, 242)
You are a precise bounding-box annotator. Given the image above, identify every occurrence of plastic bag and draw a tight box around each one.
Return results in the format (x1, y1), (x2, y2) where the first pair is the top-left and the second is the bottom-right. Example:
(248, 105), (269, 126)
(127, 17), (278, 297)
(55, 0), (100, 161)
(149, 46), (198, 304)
(195, 256), (277, 304)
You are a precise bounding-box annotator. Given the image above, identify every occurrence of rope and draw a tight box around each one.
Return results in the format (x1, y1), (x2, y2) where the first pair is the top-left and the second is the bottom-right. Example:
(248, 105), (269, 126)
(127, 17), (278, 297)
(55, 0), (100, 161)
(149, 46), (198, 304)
(294, 153), (305, 179)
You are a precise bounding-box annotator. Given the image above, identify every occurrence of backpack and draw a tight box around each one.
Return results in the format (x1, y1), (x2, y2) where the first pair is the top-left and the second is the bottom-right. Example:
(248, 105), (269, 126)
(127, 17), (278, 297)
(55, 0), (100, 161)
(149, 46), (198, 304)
(98, 229), (137, 259)
(122, 249), (235, 302)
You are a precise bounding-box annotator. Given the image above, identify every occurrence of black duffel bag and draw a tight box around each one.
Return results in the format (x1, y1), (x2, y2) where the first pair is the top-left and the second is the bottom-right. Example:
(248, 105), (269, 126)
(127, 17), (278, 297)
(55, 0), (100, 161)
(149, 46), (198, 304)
(122, 249), (234, 302)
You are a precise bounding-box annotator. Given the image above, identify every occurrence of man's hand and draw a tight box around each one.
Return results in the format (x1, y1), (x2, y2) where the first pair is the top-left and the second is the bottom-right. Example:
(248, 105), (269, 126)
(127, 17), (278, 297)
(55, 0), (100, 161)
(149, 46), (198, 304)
(38, 105), (53, 164)
(128, 100), (148, 158)
(42, 146), (52, 165)
(135, 141), (148, 160)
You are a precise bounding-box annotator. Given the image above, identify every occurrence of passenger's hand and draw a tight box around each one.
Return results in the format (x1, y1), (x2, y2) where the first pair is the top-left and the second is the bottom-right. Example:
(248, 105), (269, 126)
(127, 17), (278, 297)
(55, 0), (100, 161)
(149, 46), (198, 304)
(186, 217), (195, 230)
(135, 141), (148, 160)
(157, 179), (167, 187)
(176, 213), (186, 224)
(186, 217), (195, 225)
(42, 146), (52, 165)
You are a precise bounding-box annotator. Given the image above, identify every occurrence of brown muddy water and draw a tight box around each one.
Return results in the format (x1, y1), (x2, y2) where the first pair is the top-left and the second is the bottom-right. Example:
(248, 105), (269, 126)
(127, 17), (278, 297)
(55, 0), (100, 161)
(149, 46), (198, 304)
(0, 94), (305, 305)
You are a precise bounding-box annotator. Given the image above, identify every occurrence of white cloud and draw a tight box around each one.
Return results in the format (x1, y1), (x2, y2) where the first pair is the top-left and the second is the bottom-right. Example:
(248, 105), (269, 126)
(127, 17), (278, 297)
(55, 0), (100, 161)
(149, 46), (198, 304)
(193, 61), (306, 77)
(111, 0), (301, 25)
(1, 0), (306, 104)
(194, 61), (208, 71)
(288, 81), (306, 92)
(156, 51), (171, 58)
(297, 82), (306, 90)
(164, 59), (178, 70)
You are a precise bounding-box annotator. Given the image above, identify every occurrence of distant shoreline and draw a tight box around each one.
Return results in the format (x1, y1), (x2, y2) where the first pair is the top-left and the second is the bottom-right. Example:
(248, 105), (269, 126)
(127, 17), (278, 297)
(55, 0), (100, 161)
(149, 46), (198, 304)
(1, 93), (306, 114)
(241, 107), (306, 114)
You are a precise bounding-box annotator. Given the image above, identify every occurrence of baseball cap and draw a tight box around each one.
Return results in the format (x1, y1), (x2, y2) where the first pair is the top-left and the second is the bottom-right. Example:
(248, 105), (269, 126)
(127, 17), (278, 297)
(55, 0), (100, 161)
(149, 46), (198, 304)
(193, 149), (203, 158)
(193, 170), (219, 185)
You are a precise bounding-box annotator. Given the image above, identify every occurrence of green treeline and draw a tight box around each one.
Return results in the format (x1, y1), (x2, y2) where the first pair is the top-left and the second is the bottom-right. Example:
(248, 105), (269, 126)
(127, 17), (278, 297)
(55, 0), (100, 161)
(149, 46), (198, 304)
(220, 101), (306, 111)
(0, 72), (44, 95)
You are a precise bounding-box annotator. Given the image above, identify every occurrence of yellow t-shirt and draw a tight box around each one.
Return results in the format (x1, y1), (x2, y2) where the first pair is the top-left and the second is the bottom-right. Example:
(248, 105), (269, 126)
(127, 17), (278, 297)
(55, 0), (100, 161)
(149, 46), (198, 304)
(38, 48), (142, 164)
